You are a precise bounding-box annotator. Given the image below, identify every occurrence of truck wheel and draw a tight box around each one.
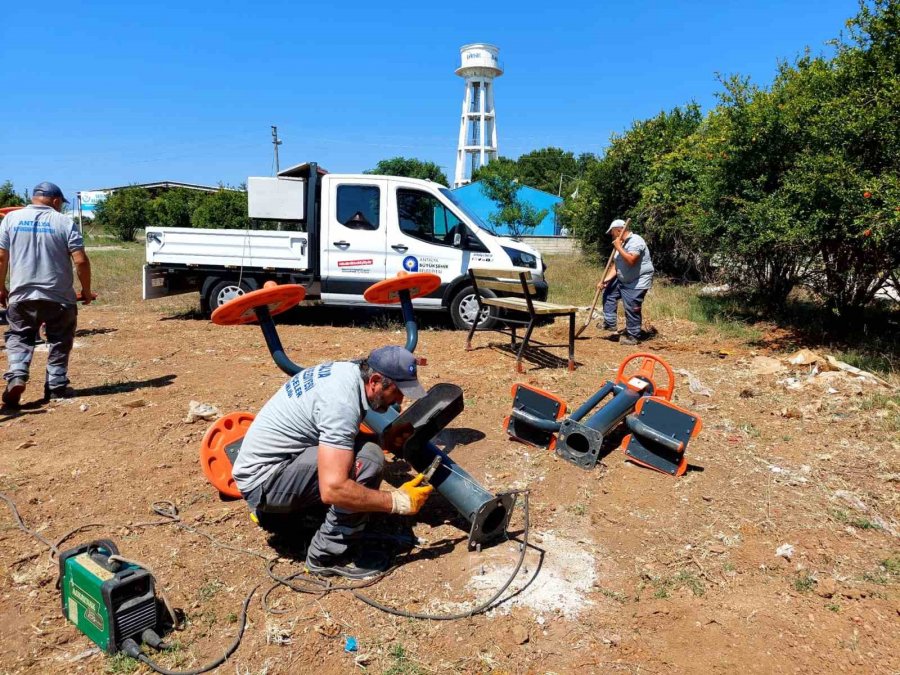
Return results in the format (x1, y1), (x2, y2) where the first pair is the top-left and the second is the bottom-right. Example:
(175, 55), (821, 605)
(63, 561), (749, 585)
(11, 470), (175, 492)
(450, 286), (498, 331)
(206, 279), (255, 312)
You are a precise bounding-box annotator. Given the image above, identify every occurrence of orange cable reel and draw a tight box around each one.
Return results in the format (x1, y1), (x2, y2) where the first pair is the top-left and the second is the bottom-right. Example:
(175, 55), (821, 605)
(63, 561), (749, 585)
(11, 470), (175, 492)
(199, 411), (255, 498)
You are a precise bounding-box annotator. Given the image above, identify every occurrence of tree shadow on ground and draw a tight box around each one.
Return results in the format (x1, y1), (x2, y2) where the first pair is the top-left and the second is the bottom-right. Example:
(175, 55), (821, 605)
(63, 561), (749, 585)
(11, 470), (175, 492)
(694, 294), (900, 373)
(74, 327), (118, 337)
(158, 304), (457, 332)
(75, 374), (177, 397)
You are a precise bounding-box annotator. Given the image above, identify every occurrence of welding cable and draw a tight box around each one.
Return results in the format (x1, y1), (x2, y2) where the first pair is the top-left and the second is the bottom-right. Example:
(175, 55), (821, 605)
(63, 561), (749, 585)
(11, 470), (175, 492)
(121, 584), (259, 675)
(0, 491), (63, 556)
(351, 490), (531, 620)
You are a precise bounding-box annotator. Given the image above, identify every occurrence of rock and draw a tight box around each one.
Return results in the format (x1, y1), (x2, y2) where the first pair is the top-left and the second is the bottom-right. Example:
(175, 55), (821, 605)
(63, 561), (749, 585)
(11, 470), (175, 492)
(184, 400), (221, 423)
(816, 578), (838, 598)
(120, 397), (148, 408)
(840, 588), (867, 600)
(14, 440), (36, 451)
(510, 625), (529, 645)
(749, 356), (786, 375)
(775, 543), (795, 560)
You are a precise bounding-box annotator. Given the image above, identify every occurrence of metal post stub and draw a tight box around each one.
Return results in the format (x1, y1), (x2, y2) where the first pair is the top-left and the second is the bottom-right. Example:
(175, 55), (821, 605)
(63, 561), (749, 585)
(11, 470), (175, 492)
(621, 397), (703, 477)
(468, 492), (517, 550)
(505, 384), (567, 450)
(555, 419), (605, 470)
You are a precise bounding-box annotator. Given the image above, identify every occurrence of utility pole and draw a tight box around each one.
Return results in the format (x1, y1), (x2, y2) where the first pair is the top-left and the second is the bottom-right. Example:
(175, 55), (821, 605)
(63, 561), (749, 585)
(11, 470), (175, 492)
(271, 125), (282, 174)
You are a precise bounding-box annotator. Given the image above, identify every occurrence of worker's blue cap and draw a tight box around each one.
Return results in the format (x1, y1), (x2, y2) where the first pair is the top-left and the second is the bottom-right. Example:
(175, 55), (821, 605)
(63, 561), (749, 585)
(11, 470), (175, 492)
(368, 346), (426, 399)
(33, 181), (68, 204)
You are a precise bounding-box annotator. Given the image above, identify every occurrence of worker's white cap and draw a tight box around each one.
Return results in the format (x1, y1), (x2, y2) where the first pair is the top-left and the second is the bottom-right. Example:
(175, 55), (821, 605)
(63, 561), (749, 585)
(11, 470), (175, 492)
(606, 219), (627, 234)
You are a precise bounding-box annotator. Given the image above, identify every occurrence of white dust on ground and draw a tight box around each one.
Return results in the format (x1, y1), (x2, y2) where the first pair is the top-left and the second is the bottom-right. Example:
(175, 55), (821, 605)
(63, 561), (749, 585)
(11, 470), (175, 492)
(437, 531), (598, 619)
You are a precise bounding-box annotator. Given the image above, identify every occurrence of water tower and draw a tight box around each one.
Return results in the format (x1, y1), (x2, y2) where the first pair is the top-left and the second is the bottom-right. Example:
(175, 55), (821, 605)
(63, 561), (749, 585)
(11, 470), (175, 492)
(453, 43), (503, 187)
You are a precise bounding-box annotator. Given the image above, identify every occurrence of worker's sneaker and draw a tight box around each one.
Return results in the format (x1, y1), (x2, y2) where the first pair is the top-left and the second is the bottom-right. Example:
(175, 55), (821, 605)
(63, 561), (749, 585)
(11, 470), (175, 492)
(305, 550), (391, 580)
(2, 378), (26, 408)
(597, 322), (617, 332)
(620, 334), (640, 346)
(43, 385), (76, 402)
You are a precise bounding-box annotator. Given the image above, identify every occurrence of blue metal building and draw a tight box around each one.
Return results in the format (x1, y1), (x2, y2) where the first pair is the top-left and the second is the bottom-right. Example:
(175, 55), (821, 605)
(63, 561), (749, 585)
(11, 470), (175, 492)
(451, 181), (562, 237)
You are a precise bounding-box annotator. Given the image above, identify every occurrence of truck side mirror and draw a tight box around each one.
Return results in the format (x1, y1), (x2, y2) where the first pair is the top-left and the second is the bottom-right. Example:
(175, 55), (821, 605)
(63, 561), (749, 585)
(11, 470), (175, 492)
(453, 232), (462, 247)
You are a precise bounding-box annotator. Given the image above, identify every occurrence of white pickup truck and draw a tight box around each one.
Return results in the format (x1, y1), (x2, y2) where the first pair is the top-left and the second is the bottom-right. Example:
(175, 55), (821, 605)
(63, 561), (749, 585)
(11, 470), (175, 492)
(143, 162), (547, 329)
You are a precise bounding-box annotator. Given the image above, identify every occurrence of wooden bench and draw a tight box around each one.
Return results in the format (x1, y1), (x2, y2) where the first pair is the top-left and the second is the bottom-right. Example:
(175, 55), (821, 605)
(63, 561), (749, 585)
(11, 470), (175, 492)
(465, 268), (578, 372)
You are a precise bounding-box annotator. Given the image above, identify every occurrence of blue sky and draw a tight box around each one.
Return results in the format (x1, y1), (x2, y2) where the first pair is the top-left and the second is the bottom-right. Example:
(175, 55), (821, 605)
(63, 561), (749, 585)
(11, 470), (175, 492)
(1, 0), (858, 202)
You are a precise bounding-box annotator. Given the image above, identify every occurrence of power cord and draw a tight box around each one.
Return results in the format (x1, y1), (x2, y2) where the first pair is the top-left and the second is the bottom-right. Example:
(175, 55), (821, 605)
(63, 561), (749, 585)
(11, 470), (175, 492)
(1, 488), (534, 671)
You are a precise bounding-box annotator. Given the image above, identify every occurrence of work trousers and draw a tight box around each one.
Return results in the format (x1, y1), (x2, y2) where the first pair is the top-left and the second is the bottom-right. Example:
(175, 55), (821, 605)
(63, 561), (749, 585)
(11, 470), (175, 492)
(243, 438), (385, 562)
(603, 279), (648, 339)
(3, 300), (78, 389)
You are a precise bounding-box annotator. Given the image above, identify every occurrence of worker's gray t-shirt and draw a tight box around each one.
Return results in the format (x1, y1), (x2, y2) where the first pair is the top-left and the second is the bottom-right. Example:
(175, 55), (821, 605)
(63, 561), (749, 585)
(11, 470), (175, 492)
(0, 205), (84, 304)
(614, 233), (654, 290)
(232, 361), (370, 494)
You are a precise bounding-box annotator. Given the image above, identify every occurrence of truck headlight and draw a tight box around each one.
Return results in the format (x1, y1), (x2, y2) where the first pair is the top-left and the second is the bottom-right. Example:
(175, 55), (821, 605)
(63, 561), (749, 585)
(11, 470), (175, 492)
(503, 246), (538, 269)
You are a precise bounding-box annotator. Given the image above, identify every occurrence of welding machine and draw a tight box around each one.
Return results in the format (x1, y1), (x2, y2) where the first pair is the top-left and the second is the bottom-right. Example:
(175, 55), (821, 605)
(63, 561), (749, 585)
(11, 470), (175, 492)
(58, 540), (159, 654)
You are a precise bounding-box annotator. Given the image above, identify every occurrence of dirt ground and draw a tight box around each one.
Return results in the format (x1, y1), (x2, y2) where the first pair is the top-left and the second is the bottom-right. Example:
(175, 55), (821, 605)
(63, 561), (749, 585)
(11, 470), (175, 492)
(0, 300), (897, 674)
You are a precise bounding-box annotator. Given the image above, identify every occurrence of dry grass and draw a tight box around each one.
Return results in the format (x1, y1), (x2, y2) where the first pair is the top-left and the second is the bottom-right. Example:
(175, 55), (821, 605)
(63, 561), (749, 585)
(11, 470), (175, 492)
(544, 253), (762, 341)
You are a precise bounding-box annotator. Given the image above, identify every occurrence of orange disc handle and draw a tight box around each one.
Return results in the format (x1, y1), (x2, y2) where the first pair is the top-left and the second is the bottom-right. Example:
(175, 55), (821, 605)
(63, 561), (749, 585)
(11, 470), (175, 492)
(199, 411), (256, 498)
(615, 352), (675, 401)
(364, 272), (441, 305)
(211, 284), (306, 326)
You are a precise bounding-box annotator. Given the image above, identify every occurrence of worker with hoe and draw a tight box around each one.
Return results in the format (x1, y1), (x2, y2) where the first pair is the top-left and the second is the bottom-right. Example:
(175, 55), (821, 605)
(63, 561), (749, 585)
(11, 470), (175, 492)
(596, 218), (654, 345)
(1, 182), (92, 408)
(232, 345), (433, 579)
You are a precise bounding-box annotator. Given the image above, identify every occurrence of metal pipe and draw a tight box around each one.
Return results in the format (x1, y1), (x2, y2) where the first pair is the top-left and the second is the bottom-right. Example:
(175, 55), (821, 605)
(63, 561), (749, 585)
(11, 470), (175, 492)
(256, 306), (303, 376)
(398, 289), (418, 353)
(510, 408), (562, 432)
(582, 384), (642, 434)
(625, 415), (684, 453)
(568, 381), (615, 422)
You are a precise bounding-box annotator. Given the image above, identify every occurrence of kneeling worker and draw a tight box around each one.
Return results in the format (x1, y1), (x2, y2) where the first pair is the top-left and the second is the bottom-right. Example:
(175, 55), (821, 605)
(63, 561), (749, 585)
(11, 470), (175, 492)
(232, 345), (433, 579)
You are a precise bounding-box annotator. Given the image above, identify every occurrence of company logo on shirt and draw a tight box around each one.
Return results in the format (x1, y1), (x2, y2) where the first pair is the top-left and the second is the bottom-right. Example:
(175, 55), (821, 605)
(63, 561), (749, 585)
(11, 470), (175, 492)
(402, 256), (418, 272)
(284, 362), (333, 399)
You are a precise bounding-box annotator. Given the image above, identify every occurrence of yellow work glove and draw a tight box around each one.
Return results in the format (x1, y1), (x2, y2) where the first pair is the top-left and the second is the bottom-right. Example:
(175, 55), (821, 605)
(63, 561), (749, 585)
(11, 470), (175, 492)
(390, 474), (434, 515)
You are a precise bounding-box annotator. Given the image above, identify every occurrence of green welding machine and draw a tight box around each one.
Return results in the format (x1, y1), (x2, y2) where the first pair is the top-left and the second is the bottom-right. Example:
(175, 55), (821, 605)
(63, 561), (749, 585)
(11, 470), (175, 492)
(58, 539), (159, 653)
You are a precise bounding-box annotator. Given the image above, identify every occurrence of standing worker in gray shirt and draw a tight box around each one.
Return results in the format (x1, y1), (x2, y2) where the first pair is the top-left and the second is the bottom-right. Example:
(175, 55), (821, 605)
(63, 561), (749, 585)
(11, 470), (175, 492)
(596, 218), (654, 345)
(0, 182), (92, 408)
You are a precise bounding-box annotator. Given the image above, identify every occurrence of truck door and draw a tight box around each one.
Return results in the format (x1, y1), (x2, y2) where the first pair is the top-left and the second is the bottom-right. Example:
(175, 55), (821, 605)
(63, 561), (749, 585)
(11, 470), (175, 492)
(321, 178), (388, 303)
(386, 186), (466, 308)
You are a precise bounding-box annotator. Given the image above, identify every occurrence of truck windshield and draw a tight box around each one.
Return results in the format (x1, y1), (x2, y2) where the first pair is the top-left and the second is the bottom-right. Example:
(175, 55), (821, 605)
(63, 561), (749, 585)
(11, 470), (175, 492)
(439, 188), (499, 236)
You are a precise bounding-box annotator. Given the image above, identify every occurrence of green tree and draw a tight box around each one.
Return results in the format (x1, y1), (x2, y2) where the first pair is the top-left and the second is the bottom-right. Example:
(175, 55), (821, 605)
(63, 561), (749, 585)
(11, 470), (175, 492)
(479, 161), (548, 238)
(191, 188), (251, 230)
(152, 188), (202, 229)
(94, 187), (151, 241)
(0, 181), (25, 208)
(563, 103), (703, 261)
(366, 157), (448, 185)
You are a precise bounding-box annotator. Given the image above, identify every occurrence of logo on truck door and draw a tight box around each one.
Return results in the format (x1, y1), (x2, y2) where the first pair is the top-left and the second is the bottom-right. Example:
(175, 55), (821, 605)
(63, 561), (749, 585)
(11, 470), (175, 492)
(402, 256), (419, 272)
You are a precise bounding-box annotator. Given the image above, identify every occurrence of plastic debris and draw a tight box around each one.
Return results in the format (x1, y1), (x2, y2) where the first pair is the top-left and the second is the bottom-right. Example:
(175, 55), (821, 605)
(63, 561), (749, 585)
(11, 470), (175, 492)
(775, 544), (794, 560)
(344, 636), (358, 652)
(183, 400), (221, 423)
(675, 368), (713, 397)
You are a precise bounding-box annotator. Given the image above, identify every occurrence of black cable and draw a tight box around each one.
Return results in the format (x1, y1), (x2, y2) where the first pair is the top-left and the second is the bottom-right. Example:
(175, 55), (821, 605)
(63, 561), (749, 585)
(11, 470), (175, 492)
(351, 491), (531, 620)
(122, 584), (258, 675)
(0, 491), (61, 556)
